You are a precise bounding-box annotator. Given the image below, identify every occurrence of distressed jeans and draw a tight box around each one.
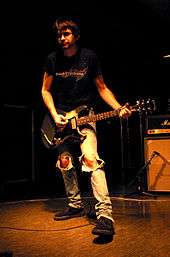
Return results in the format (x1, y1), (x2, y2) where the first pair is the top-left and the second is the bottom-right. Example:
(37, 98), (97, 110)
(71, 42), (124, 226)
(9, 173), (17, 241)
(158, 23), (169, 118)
(56, 126), (113, 222)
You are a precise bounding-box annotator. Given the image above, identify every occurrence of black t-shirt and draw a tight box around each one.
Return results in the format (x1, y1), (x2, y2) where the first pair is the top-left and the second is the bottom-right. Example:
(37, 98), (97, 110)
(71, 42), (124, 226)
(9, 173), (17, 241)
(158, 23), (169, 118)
(44, 47), (102, 112)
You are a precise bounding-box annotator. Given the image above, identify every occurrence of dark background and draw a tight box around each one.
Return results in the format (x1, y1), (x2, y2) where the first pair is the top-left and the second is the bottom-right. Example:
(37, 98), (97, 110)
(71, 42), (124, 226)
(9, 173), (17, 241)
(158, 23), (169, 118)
(2, 0), (170, 200)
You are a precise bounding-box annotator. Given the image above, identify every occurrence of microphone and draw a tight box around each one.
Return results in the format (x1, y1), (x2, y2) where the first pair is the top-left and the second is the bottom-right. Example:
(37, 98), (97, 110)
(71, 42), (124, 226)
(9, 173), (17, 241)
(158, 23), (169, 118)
(153, 151), (160, 156)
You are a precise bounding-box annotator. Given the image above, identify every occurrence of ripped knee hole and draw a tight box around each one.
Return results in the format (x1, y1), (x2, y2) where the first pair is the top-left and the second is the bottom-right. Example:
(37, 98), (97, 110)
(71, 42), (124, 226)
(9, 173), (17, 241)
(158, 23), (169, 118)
(83, 156), (98, 169)
(58, 153), (73, 169)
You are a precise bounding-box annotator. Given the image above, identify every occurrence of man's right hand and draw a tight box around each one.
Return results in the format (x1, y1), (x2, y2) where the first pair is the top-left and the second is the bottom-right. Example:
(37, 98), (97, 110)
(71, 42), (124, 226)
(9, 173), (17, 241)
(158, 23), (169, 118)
(54, 114), (68, 128)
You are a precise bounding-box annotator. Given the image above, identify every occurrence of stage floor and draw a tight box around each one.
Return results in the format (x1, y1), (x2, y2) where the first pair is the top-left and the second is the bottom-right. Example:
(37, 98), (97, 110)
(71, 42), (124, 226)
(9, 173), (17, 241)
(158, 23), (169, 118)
(0, 195), (170, 257)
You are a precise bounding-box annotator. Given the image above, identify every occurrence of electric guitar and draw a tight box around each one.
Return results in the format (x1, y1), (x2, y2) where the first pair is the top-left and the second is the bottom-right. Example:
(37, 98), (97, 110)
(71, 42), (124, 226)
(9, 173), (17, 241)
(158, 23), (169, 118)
(41, 99), (155, 149)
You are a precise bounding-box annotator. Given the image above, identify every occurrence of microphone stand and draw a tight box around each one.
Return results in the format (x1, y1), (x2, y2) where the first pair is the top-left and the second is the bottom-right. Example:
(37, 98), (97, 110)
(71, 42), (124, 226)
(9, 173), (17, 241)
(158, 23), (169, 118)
(119, 117), (131, 195)
(138, 109), (145, 166)
(127, 151), (159, 197)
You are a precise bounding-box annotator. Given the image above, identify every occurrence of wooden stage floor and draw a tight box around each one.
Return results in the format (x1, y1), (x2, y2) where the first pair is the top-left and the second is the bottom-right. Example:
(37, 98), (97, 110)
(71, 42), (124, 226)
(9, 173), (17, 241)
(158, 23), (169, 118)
(0, 194), (170, 257)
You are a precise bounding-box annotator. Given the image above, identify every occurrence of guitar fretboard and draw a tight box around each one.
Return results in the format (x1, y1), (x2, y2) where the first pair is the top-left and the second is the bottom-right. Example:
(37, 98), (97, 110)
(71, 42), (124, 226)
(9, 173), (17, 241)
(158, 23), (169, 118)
(77, 110), (118, 125)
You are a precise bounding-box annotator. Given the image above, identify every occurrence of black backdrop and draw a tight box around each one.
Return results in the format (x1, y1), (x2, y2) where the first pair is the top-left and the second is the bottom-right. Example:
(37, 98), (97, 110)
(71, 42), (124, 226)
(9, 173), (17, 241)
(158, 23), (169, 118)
(2, 0), (170, 198)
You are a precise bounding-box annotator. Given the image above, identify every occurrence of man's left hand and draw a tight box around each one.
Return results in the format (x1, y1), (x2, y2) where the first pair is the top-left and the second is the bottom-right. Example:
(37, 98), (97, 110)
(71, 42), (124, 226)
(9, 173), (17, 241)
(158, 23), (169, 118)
(118, 103), (132, 118)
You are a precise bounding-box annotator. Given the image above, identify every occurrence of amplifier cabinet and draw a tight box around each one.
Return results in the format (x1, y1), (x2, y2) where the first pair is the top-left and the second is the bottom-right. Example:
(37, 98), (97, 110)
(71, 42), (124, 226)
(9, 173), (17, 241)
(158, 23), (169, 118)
(144, 136), (170, 192)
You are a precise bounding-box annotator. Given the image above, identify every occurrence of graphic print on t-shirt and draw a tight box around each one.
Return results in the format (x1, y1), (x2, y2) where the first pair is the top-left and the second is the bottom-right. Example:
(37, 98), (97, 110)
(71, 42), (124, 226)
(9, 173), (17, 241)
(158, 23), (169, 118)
(56, 68), (87, 82)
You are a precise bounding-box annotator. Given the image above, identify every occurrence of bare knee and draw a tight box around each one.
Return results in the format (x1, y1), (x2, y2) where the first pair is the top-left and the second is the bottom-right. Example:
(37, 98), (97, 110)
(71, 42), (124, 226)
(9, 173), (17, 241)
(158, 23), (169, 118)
(56, 152), (73, 170)
(83, 155), (97, 170)
(80, 154), (105, 172)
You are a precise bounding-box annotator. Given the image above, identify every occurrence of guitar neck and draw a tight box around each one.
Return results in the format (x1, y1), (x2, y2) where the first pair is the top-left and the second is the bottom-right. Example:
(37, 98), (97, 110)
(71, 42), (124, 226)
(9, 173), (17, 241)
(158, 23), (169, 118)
(77, 109), (119, 126)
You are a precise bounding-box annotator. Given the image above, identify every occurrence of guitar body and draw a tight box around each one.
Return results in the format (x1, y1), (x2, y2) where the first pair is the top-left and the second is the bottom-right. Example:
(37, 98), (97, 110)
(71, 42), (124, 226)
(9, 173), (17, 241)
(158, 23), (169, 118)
(41, 105), (89, 149)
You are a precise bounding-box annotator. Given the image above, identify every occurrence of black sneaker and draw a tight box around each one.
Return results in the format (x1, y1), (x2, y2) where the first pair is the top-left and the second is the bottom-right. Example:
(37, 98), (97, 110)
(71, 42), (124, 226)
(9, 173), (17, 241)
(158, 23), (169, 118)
(92, 217), (115, 236)
(54, 207), (85, 220)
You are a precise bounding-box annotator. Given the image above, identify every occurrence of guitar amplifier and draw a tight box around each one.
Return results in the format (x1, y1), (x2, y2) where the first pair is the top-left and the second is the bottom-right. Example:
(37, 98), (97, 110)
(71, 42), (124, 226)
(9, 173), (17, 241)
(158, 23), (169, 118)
(144, 136), (170, 192)
(146, 114), (170, 136)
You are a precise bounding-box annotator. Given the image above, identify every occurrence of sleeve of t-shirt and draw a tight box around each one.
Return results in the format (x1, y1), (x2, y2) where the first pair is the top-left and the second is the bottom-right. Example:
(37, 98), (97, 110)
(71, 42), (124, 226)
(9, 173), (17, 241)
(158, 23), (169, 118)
(90, 51), (102, 79)
(43, 53), (56, 76)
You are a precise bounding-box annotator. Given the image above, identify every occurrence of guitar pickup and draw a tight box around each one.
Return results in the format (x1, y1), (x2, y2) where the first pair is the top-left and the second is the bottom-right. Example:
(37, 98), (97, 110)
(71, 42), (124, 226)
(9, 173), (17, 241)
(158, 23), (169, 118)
(70, 117), (77, 129)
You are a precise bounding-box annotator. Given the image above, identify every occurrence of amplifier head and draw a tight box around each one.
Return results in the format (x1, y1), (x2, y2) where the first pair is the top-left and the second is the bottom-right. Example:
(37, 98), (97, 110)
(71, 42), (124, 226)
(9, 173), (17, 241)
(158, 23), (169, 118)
(146, 114), (170, 135)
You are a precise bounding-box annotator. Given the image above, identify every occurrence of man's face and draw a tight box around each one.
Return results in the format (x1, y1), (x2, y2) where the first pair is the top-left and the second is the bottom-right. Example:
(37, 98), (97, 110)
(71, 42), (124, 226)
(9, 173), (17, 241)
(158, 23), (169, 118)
(57, 28), (78, 49)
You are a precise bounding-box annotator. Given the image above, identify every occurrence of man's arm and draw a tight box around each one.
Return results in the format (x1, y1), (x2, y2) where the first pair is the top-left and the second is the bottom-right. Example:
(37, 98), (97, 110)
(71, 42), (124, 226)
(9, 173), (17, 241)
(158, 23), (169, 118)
(41, 72), (67, 126)
(94, 75), (131, 118)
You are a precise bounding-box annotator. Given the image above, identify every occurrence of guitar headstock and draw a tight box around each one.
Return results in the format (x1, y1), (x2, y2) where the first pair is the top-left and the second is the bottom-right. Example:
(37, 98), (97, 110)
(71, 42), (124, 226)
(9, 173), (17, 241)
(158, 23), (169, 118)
(132, 98), (156, 114)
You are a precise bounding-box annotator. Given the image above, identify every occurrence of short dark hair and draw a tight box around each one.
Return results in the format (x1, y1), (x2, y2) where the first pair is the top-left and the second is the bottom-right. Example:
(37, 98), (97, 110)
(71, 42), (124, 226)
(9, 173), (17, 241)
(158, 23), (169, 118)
(53, 16), (80, 37)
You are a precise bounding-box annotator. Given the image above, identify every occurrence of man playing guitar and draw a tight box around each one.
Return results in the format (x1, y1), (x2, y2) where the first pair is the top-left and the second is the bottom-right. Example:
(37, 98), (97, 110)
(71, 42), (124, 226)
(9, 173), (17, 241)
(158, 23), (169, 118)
(41, 16), (131, 237)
